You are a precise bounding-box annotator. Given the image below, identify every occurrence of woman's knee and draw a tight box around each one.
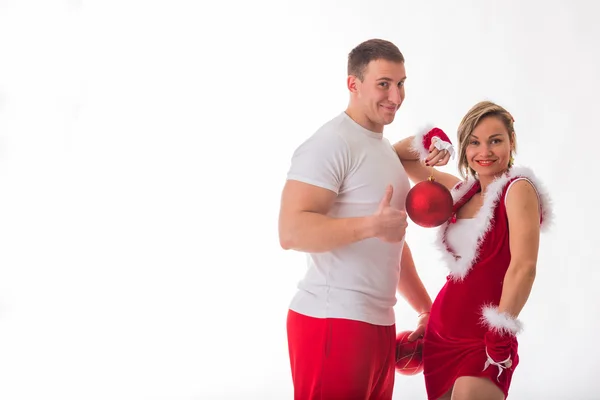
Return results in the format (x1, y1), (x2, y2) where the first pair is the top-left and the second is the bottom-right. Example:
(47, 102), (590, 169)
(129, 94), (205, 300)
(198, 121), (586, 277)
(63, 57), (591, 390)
(451, 376), (504, 400)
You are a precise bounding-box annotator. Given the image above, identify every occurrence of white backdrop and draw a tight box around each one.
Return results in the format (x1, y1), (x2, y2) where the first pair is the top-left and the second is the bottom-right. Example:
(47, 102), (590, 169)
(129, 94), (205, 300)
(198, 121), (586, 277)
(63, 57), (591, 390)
(0, 0), (598, 399)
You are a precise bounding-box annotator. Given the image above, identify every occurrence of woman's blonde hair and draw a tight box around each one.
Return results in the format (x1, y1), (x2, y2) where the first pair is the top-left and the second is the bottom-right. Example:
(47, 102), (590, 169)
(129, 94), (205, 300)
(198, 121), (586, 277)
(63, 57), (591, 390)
(457, 101), (517, 179)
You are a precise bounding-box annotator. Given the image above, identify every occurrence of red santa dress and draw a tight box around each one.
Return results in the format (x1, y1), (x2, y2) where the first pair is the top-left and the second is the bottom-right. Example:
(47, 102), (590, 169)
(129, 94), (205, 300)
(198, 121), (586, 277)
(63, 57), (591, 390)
(422, 166), (553, 399)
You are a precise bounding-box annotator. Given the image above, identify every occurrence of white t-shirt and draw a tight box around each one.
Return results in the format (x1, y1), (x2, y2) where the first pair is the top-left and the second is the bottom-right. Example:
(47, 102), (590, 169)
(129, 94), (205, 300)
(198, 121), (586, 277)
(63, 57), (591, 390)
(286, 112), (411, 326)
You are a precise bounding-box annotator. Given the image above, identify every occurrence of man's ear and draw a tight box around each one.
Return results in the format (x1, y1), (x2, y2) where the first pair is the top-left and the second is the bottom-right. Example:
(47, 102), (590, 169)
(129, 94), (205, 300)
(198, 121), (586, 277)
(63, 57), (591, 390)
(347, 75), (359, 93)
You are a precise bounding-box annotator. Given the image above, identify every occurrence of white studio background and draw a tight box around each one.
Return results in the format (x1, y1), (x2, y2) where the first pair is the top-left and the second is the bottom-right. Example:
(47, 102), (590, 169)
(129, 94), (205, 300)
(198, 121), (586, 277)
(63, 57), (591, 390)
(0, 0), (598, 399)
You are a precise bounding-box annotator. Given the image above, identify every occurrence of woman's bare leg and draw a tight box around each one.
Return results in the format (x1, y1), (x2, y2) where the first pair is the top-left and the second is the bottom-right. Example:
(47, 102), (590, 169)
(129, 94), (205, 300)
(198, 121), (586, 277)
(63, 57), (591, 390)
(450, 376), (504, 400)
(437, 386), (453, 400)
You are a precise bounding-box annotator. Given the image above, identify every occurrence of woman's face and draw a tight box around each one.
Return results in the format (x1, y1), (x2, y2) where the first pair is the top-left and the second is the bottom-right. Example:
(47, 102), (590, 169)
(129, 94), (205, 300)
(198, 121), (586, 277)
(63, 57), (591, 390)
(465, 116), (513, 178)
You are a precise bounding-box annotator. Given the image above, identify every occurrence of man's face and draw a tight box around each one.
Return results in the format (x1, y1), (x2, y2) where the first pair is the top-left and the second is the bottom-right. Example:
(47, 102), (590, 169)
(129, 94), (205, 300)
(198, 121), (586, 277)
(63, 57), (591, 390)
(350, 59), (406, 132)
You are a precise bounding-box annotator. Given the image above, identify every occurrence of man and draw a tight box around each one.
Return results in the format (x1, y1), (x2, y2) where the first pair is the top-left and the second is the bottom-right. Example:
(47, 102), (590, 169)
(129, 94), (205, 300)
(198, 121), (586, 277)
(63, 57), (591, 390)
(278, 39), (433, 399)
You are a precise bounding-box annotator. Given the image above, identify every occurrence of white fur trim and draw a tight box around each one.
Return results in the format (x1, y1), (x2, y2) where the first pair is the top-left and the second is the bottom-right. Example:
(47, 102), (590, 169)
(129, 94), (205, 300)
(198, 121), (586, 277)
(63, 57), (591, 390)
(450, 179), (476, 204)
(409, 125), (435, 161)
(436, 166), (553, 281)
(481, 305), (523, 336)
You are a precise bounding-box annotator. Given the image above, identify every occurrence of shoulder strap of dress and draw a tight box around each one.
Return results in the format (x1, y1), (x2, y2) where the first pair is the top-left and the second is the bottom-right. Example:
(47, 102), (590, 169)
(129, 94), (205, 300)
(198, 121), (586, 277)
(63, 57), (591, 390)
(503, 176), (544, 224)
(449, 180), (481, 223)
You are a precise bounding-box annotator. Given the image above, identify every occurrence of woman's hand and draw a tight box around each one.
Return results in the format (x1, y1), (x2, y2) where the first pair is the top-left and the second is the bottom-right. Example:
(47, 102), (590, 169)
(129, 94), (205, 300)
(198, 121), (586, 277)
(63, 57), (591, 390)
(425, 137), (453, 167)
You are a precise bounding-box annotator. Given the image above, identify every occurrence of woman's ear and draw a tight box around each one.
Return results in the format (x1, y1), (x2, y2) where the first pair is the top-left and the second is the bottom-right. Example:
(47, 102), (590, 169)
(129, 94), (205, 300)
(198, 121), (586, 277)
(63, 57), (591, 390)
(510, 131), (516, 152)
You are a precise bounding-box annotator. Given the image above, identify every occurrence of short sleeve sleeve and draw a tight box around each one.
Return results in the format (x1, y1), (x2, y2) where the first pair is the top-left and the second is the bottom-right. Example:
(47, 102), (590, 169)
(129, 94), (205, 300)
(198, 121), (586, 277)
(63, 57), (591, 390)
(286, 130), (351, 194)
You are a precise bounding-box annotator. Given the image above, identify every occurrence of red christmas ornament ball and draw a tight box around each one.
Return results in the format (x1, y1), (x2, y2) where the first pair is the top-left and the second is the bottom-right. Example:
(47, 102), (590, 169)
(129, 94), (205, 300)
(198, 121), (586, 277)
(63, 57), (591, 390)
(405, 178), (453, 228)
(395, 330), (424, 376)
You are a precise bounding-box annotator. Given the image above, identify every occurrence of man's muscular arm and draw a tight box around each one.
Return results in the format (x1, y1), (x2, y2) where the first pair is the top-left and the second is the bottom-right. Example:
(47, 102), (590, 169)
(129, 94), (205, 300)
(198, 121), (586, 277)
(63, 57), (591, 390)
(278, 181), (375, 253)
(279, 181), (407, 253)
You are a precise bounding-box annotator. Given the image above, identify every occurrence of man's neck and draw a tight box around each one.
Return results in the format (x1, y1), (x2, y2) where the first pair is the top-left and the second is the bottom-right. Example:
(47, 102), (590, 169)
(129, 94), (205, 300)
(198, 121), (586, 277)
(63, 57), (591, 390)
(345, 106), (383, 134)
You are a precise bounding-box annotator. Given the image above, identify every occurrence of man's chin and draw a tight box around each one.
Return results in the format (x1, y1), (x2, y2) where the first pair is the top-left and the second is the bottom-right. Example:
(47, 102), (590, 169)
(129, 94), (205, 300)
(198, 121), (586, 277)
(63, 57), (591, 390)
(382, 113), (397, 125)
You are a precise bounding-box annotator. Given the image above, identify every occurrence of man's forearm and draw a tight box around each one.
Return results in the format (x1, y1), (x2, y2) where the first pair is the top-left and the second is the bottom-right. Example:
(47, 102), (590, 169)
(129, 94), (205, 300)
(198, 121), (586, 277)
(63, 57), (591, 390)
(280, 211), (376, 253)
(397, 243), (432, 313)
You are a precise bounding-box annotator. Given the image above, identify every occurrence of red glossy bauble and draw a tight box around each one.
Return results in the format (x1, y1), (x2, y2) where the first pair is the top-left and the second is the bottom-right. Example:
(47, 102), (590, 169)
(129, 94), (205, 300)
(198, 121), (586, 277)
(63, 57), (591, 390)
(405, 178), (453, 228)
(395, 330), (424, 376)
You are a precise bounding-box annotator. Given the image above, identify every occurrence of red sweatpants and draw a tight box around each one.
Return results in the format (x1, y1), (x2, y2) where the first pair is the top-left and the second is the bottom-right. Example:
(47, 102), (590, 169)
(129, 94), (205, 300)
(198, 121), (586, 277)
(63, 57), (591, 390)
(287, 309), (396, 400)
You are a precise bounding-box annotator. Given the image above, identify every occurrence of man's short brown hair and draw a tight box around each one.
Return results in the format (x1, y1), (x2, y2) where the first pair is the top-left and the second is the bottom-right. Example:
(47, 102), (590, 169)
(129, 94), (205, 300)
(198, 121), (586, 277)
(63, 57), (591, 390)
(347, 39), (405, 80)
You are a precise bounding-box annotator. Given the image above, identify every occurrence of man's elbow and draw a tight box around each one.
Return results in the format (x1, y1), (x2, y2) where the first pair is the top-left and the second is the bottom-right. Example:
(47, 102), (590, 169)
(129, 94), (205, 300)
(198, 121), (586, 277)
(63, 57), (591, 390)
(278, 222), (295, 250)
(279, 234), (293, 250)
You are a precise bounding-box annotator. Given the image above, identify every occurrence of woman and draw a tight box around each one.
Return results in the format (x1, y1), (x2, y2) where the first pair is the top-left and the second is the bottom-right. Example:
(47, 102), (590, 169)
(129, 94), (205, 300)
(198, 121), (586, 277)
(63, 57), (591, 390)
(393, 101), (553, 400)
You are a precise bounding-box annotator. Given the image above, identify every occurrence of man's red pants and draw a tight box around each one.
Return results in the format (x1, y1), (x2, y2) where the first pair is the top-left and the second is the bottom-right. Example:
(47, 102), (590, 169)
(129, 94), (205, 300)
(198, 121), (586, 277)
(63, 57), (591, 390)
(287, 309), (396, 400)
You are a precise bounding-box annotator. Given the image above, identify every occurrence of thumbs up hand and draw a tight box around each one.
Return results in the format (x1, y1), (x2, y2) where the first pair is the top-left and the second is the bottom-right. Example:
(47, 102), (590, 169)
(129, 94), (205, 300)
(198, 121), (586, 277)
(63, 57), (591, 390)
(378, 184), (394, 212)
(374, 185), (407, 243)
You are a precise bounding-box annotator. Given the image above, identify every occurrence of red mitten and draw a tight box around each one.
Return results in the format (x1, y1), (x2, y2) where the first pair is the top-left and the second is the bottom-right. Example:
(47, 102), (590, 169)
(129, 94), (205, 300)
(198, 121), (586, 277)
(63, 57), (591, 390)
(410, 127), (455, 162)
(481, 306), (522, 381)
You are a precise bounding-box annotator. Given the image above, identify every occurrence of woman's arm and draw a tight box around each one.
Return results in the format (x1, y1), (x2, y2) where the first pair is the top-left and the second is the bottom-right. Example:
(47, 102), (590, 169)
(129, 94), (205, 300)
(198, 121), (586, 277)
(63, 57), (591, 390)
(497, 179), (541, 318)
(393, 127), (460, 190)
(481, 179), (541, 335)
(400, 160), (461, 191)
(479, 179), (541, 372)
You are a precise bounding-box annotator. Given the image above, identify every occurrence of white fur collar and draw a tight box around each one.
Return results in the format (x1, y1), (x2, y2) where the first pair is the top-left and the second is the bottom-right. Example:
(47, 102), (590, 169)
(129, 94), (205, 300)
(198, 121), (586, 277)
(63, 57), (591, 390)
(436, 166), (553, 281)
